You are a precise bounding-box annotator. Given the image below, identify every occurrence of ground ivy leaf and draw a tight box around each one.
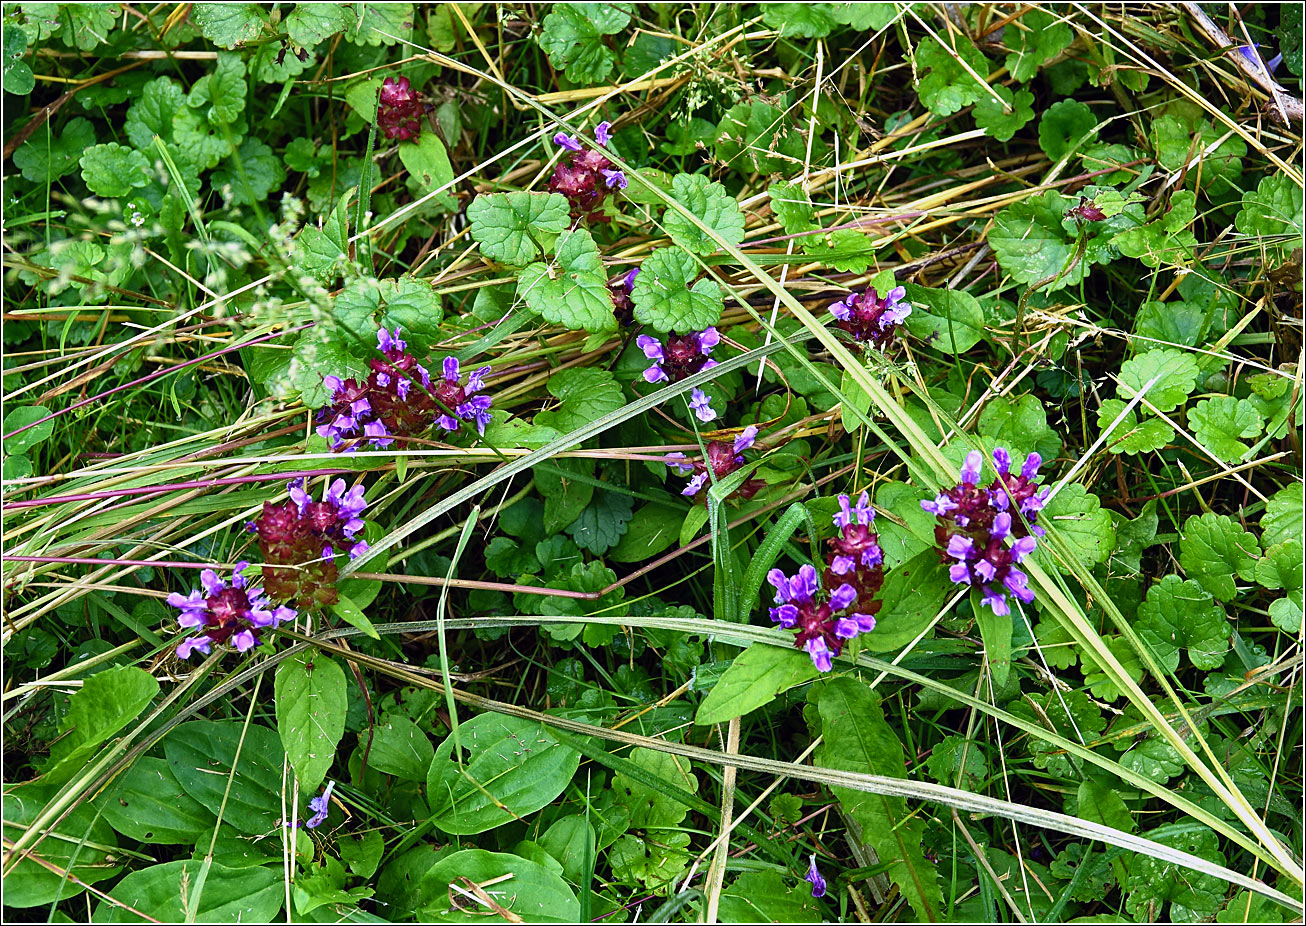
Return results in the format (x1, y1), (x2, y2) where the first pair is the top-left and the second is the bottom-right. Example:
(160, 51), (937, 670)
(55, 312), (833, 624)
(538, 3), (632, 85)
(188, 51), (247, 126)
(1260, 482), (1303, 548)
(1138, 574), (1231, 671)
(345, 3), (414, 46)
(761, 3), (836, 37)
(516, 228), (619, 334)
(977, 393), (1062, 460)
(56, 3), (121, 52)
(988, 190), (1085, 288)
(1124, 828), (1227, 922)
(212, 137), (285, 206)
(915, 33), (989, 116)
(1080, 635), (1144, 700)
(13, 116), (96, 183)
(3, 25), (34, 96)
(631, 246), (723, 333)
(1234, 173), (1305, 259)
(191, 3), (269, 48)
(923, 734), (987, 789)
(767, 180), (816, 234)
(1131, 297), (1210, 350)
(79, 143), (151, 198)
(124, 76), (184, 150)
(566, 490), (633, 554)
(1116, 347), (1199, 413)
(1038, 99), (1098, 161)
(533, 366), (624, 434)
(1041, 483), (1116, 568)
(1179, 512), (1261, 601)
(1076, 779), (1135, 832)
(663, 172), (746, 256)
(713, 100), (809, 174)
(901, 283), (986, 352)
(973, 85), (1035, 142)
(284, 3), (351, 47)
(1187, 395), (1264, 462)
(468, 191), (570, 267)
(484, 537), (540, 578)
(1004, 8), (1073, 81)
(1256, 540), (1304, 597)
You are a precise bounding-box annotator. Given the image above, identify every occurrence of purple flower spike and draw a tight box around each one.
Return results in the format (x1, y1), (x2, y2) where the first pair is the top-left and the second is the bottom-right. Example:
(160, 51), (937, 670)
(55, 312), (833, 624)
(594, 121), (612, 146)
(769, 556), (878, 670)
(830, 283), (912, 348)
(689, 388), (716, 422)
(805, 855), (828, 898)
(636, 329), (718, 384)
(171, 564), (296, 660)
(554, 132), (583, 152)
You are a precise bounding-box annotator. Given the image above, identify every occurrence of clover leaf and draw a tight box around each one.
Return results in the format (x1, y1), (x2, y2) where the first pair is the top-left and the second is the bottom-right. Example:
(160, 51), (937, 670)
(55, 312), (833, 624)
(468, 191), (571, 267)
(1138, 574), (1231, 671)
(631, 246), (723, 333)
(663, 173), (746, 256)
(517, 228), (619, 334)
(1187, 396), (1264, 462)
(1179, 512), (1261, 602)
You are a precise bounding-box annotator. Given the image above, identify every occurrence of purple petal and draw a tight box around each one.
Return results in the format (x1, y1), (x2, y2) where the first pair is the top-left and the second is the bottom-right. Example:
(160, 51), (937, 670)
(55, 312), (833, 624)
(767, 568), (791, 603)
(991, 512), (1012, 541)
(829, 299), (851, 321)
(323, 375), (343, 394)
(805, 639), (833, 673)
(682, 472), (709, 496)
(981, 586), (1010, 616)
(852, 612), (877, 633)
(828, 582), (858, 612)
(1011, 536), (1037, 562)
(697, 327), (720, 352)
(834, 618), (860, 639)
(805, 855), (828, 898)
(771, 603), (800, 628)
(442, 355), (460, 384)
(733, 425), (758, 455)
(834, 494), (854, 529)
(199, 569), (224, 597)
(554, 132), (582, 152)
(830, 554), (856, 575)
(594, 121), (612, 146)
(960, 450), (983, 485)
(1020, 453), (1043, 481)
(467, 366), (491, 394)
(946, 534), (974, 561)
(993, 447), (1011, 476)
(623, 267), (640, 290)
(949, 562), (972, 584)
(230, 629), (260, 653)
(665, 452), (695, 475)
(689, 388), (716, 422)
(853, 491), (873, 524)
(1004, 568), (1035, 602)
(636, 334), (664, 361)
(792, 564), (820, 603)
(974, 558), (997, 582)
(176, 635), (212, 659)
(601, 169), (627, 189)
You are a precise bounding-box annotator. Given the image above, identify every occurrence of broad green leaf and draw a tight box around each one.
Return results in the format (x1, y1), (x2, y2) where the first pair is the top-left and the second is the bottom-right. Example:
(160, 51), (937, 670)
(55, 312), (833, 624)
(376, 276), (445, 351)
(1179, 512), (1261, 601)
(467, 191), (570, 266)
(331, 591), (379, 639)
(1260, 482), (1303, 548)
(1132, 297), (1210, 350)
(566, 490), (633, 554)
(973, 85), (1035, 142)
(1076, 779), (1135, 832)
(56, 3), (120, 51)
(3, 24), (34, 95)
(426, 712), (580, 834)
(398, 133), (457, 206)
(613, 746), (697, 828)
(1041, 483), (1116, 569)
(212, 136), (285, 206)
(164, 720), (285, 834)
(761, 3), (836, 37)
(975, 595), (1014, 687)
(1113, 189), (1200, 268)
(714, 100), (809, 174)
(1097, 397), (1174, 454)
(535, 458), (595, 534)
(663, 172), (746, 256)
(13, 116), (96, 182)
(1038, 99), (1098, 161)
(537, 3), (632, 84)
(1187, 395), (1264, 462)
(1234, 173), (1304, 259)
(608, 502), (682, 562)
(767, 180), (816, 235)
(811, 678), (944, 921)
(631, 245), (724, 332)
(1123, 828), (1227, 922)
(915, 33), (989, 116)
(988, 191), (1085, 288)
(1025, 689), (1105, 776)
(695, 643), (820, 725)
(419, 850), (579, 922)
(284, 3), (351, 46)
(275, 651), (347, 791)
(340, 830), (385, 879)
(79, 143), (151, 198)
(977, 393), (1062, 460)
(1256, 540), (1303, 601)
(517, 228), (619, 333)
(2, 405), (54, 455)
(864, 550), (949, 650)
(1117, 347), (1199, 413)
(539, 816), (596, 882)
(830, 2), (900, 30)
(188, 51), (247, 125)
(1137, 574), (1232, 671)
(91, 861), (281, 923)
(191, 3), (269, 48)
(1005, 8), (1073, 81)
(370, 714), (434, 781)
(902, 283), (986, 353)
(3, 785), (122, 908)
(99, 756), (215, 844)
(43, 665), (159, 783)
(533, 366), (623, 433)
(344, 2), (415, 46)
(718, 870), (822, 922)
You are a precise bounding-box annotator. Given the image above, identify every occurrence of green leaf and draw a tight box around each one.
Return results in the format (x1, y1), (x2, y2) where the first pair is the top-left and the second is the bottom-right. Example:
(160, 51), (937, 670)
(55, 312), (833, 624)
(2, 405), (54, 455)
(631, 245), (724, 332)
(3, 786), (122, 907)
(608, 502), (683, 562)
(1038, 99), (1098, 161)
(761, 3), (836, 38)
(915, 34), (990, 116)
(924, 734), (988, 789)
(124, 76), (184, 150)
(973, 85), (1035, 142)
(1261, 482), (1303, 548)
(426, 712), (580, 834)
(1179, 512), (1261, 602)
(331, 590), (379, 638)
(539, 816), (596, 882)
(1138, 575), (1232, 671)
(467, 191), (571, 266)
(191, 4), (269, 47)
(1076, 779), (1135, 832)
(345, 2), (415, 46)
(1256, 540), (1304, 600)
(695, 643), (820, 725)
(399, 132), (457, 204)
(13, 116), (96, 182)
(188, 51), (247, 125)
(375, 276), (445, 351)
(99, 756), (214, 844)
(1041, 483), (1116, 569)
(1123, 828), (1227, 922)
(533, 366), (624, 433)
(3, 24), (34, 95)
(767, 180), (816, 234)
(340, 830), (385, 879)
(212, 136), (286, 206)
(285, 3), (352, 47)
(830, 2), (900, 30)
(566, 490), (633, 554)
(1132, 297), (1210, 350)
(811, 678), (944, 921)
(537, 3), (632, 85)
(1112, 189), (1199, 268)
(79, 143), (150, 198)
(718, 870), (822, 923)
(1004, 8), (1073, 81)
(43, 665), (159, 783)
(369, 714), (435, 780)
(613, 746), (697, 828)
(901, 282), (987, 353)
(420, 850), (579, 922)
(91, 861), (282, 923)
(988, 191), (1083, 288)
(56, 3), (120, 52)
(274, 651), (346, 792)
(1117, 346), (1199, 413)
(975, 597), (1014, 688)
(1026, 689), (1105, 776)
(1080, 635), (1144, 700)
(171, 107), (232, 171)
(1235, 173), (1305, 259)
(535, 458), (595, 534)
(1187, 396), (1264, 462)
(164, 720), (285, 834)
(713, 100), (809, 174)
(978, 393), (1062, 460)
(663, 172), (746, 256)
(864, 550), (949, 651)
(1096, 398), (1174, 454)
(517, 228), (619, 334)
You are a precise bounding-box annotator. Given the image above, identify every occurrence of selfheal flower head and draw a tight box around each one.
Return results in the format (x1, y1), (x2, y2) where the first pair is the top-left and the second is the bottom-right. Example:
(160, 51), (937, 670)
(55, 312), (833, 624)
(432, 356), (494, 436)
(922, 446), (1046, 617)
(830, 283), (912, 348)
(377, 76), (424, 141)
(316, 328), (441, 452)
(169, 562), (295, 659)
(675, 425), (764, 503)
(546, 124), (623, 224)
(253, 479), (369, 609)
(610, 267), (639, 327)
(637, 328), (719, 384)
(825, 492), (885, 619)
(768, 562), (877, 671)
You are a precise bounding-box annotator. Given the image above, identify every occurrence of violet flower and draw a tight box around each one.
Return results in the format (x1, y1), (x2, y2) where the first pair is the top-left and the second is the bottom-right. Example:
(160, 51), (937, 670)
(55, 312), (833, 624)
(689, 387), (716, 422)
(767, 562), (876, 671)
(316, 328), (437, 452)
(824, 491), (886, 620)
(432, 356), (493, 435)
(805, 855), (828, 898)
(169, 562), (295, 659)
(830, 284), (912, 348)
(636, 328), (720, 384)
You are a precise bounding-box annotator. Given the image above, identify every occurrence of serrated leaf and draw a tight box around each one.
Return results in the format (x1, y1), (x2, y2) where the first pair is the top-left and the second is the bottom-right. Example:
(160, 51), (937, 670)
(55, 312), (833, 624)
(767, 180), (816, 234)
(1117, 347), (1199, 413)
(1005, 8), (1073, 81)
(275, 651), (346, 792)
(761, 3), (836, 38)
(631, 245), (724, 332)
(285, 3), (352, 47)
(614, 746), (697, 829)
(533, 366), (624, 433)
(924, 734), (987, 789)
(1124, 828), (1227, 922)
(345, 2), (414, 46)
(1138, 574), (1231, 671)
(1187, 395), (1264, 462)
(566, 490), (633, 554)
(1097, 398), (1175, 454)
(537, 3), (632, 85)
(79, 143), (150, 198)
(988, 190), (1084, 288)
(3, 24), (34, 95)
(1234, 173), (1304, 259)
(124, 76), (184, 150)
(714, 100), (809, 174)
(1041, 483), (1116, 568)
(1179, 512), (1261, 602)
(1080, 635), (1144, 700)
(13, 116), (96, 182)
(977, 393), (1062, 460)
(189, 51), (247, 125)
(973, 85), (1035, 142)
(468, 191), (570, 266)
(1038, 99), (1098, 161)
(915, 34), (989, 116)
(663, 172), (746, 256)
(191, 3), (269, 48)
(1261, 482), (1303, 548)
(695, 644), (820, 725)
(901, 282), (986, 353)
(55, 3), (120, 52)
(212, 136), (285, 206)
(517, 228), (619, 333)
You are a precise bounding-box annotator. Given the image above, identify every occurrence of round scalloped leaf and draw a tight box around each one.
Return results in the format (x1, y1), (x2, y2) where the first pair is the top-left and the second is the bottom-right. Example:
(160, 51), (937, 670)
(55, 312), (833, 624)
(516, 228), (619, 334)
(1187, 395), (1264, 462)
(1179, 512), (1261, 602)
(1137, 574), (1231, 671)
(663, 172), (746, 256)
(467, 191), (571, 266)
(1096, 398), (1174, 454)
(1260, 482), (1303, 548)
(1117, 347), (1199, 413)
(1040, 483), (1116, 569)
(631, 246), (723, 332)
